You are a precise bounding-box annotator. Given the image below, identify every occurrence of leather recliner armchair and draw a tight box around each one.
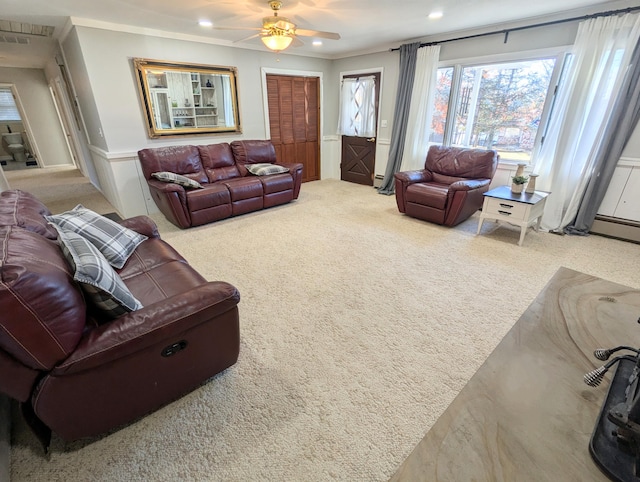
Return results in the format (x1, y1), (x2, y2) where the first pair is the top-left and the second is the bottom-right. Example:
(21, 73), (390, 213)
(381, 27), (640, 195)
(394, 145), (498, 226)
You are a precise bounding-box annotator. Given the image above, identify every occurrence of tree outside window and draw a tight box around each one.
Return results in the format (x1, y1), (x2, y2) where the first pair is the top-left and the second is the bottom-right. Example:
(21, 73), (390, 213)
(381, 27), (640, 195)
(431, 58), (558, 163)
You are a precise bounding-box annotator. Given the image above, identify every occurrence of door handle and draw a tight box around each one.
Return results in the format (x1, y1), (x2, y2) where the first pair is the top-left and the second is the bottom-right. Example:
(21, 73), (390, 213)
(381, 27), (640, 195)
(367, 137), (376, 142)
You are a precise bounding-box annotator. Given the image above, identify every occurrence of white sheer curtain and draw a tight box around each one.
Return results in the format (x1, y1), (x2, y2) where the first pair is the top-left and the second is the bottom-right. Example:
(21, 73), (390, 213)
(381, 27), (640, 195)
(533, 13), (640, 231)
(221, 76), (234, 127)
(337, 75), (376, 137)
(400, 45), (440, 171)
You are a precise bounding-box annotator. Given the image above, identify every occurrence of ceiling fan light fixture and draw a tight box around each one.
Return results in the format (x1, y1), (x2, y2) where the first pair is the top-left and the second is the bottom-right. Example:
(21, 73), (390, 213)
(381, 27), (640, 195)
(261, 33), (293, 52)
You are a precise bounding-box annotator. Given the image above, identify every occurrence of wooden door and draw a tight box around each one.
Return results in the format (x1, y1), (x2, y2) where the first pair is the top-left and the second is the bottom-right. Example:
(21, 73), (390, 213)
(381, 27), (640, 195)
(266, 74), (320, 183)
(341, 135), (376, 185)
(340, 72), (380, 186)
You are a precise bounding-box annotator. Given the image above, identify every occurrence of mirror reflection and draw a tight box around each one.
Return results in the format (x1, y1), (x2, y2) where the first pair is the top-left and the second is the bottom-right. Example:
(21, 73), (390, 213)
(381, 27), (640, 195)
(134, 58), (241, 138)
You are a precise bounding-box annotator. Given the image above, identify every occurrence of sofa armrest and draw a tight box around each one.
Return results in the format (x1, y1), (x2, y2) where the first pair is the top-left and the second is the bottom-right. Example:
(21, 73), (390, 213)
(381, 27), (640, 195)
(52, 281), (240, 375)
(146, 179), (191, 229)
(393, 170), (433, 213)
(279, 162), (304, 199)
(394, 170), (432, 184)
(449, 178), (491, 191)
(119, 215), (161, 239)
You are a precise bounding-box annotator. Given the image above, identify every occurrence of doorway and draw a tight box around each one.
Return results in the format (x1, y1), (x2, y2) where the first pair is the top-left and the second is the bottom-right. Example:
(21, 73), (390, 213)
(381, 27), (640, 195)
(265, 73), (320, 183)
(0, 85), (38, 171)
(339, 72), (380, 186)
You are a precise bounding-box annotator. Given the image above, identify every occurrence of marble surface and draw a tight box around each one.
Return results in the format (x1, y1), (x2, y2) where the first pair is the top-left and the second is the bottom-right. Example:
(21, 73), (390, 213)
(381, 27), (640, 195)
(390, 267), (640, 481)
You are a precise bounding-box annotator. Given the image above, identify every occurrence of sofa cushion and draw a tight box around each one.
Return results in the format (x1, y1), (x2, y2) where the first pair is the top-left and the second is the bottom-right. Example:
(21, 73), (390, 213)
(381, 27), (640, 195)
(230, 140), (278, 176)
(198, 143), (241, 182)
(245, 163), (289, 176)
(56, 226), (143, 319)
(0, 190), (57, 239)
(137, 145), (208, 184)
(222, 177), (264, 201)
(46, 205), (147, 269)
(406, 183), (449, 210)
(152, 171), (204, 189)
(0, 226), (86, 370)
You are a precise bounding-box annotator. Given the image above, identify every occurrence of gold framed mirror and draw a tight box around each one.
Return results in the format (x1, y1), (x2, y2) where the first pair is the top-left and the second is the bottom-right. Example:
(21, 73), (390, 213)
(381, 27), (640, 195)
(133, 58), (241, 138)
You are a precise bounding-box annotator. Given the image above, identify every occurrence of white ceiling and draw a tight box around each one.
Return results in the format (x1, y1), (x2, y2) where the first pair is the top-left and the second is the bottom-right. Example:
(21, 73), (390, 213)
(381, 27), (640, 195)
(0, 0), (637, 68)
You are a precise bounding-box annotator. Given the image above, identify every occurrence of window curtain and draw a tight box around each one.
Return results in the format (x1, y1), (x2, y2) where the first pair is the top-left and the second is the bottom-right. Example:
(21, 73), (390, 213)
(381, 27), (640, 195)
(565, 37), (640, 234)
(532, 13), (640, 232)
(337, 76), (377, 137)
(221, 76), (234, 127)
(400, 45), (441, 171)
(378, 42), (421, 195)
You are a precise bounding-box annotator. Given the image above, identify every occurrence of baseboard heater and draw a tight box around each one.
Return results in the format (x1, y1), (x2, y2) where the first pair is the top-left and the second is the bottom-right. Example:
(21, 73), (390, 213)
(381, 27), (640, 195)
(591, 215), (640, 244)
(374, 174), (384, 188)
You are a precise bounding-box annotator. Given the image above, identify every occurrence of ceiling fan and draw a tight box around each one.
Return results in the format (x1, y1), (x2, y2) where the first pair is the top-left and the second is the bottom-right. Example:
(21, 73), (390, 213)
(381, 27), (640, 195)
(216, 0), (341, 52)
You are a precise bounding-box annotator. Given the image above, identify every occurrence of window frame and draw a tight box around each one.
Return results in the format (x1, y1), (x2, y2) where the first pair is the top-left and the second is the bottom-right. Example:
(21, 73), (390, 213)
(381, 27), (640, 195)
(435, 48), (571, 164)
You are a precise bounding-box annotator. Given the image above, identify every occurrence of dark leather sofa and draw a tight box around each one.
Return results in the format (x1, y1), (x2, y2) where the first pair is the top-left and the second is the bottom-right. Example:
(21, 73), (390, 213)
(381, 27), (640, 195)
(138, 139), (303, 228)
(394, 145), (498, 226)
(0, 189), (240, 444)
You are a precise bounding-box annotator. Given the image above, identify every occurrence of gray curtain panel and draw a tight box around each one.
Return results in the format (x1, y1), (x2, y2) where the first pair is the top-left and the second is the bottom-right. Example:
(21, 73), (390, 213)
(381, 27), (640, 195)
(377, 42), (421, 195)
(565, 38), (640, 235)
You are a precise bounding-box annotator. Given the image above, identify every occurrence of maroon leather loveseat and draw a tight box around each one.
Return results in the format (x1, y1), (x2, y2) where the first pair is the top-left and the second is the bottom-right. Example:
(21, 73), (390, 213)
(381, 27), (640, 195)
(138, 139), (303, 228)
(0, 189), (240, 445)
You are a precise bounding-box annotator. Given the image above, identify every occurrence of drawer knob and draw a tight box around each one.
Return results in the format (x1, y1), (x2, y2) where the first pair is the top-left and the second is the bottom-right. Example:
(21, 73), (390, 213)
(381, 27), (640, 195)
(500, 203), (514, 208)
(498, 210), (512, 216)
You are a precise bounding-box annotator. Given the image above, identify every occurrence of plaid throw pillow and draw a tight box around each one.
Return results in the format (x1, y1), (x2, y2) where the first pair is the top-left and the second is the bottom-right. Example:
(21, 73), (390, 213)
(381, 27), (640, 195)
(151, 171), (203, 189)
(56, 226), (143, 319)
(46, 205), (147, 269)
(245, 163), (289, 176)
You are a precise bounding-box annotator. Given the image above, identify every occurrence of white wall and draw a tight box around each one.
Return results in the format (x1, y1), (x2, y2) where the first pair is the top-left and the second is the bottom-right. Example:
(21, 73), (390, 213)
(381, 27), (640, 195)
(61, 26), (335, 217)
(0, 67), (72, 169)
(58, 9), (638, 219)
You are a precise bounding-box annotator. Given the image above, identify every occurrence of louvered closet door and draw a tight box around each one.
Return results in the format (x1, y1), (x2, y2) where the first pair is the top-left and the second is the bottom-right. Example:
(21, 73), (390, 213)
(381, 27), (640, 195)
(266, 74), (320, 183)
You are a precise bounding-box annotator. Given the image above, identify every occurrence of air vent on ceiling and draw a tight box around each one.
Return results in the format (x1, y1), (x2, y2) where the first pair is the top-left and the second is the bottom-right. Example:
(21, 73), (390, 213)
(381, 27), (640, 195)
(0, 35), (29, 45)
(0, 20), (55, 38)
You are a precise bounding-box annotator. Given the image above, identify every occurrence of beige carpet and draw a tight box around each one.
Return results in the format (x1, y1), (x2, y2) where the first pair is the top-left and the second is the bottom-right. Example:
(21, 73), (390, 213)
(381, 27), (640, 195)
(7, 170), (640, 481)
(4, 166), (116, 215)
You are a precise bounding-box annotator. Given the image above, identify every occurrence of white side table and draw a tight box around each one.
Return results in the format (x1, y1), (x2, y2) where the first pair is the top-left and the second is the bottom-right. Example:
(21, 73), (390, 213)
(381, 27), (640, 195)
(476, 186), (550, 246)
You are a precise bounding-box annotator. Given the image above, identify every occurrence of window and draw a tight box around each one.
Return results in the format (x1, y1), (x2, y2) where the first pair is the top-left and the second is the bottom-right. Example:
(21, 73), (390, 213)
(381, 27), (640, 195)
(0, 88), (21, 122)
(432, 57), (562, 163)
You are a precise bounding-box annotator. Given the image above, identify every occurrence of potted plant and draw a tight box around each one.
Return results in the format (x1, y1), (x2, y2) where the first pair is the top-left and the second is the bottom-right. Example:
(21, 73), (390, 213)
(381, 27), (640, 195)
(511, 175), (529, 194)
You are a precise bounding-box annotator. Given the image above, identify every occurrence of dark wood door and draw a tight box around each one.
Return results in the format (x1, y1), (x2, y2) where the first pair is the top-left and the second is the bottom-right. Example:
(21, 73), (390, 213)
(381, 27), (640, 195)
(341, 136), (376, 185)
(340, 72), (380, 186)
(266, 74), (320, 183)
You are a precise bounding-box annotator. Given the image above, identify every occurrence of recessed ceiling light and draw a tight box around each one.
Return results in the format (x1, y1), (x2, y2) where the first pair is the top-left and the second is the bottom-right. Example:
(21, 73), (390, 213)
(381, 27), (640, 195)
(428, 11), (443, 20)
(312, 40), (323, 46)
(199, 20), (213, 27)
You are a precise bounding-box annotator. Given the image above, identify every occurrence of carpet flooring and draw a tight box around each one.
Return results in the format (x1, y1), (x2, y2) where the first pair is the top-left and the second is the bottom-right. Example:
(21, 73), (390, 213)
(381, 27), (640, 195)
(7, 170), (640, 481)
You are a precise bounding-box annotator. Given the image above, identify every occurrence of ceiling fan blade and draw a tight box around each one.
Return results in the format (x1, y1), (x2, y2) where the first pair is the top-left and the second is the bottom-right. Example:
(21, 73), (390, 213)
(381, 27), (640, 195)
(290, 36), (305, 47)
(294, 28), (340, 40)
(214, 26), (263, 31)
(233, 33), (262, 43)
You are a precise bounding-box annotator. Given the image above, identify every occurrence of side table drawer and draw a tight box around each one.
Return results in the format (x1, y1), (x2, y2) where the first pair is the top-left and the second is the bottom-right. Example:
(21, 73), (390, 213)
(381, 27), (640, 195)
(484, 198), (528, 220)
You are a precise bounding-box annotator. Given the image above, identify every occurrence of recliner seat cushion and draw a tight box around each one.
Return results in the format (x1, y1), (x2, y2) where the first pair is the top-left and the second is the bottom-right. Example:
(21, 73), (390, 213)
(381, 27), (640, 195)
(406, 183), (450, 210)
(222, 177), (263, 201)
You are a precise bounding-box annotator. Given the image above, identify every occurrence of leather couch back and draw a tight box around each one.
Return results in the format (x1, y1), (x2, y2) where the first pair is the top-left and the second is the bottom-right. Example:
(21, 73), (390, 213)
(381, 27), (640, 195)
(230, 140), (277, 176)
(198, 143), (241, 182)
(0, 191), (86, 399)
(138, 145), (208, 184)
(425, 145), (497, 181)
(138, 140), (280, 184)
